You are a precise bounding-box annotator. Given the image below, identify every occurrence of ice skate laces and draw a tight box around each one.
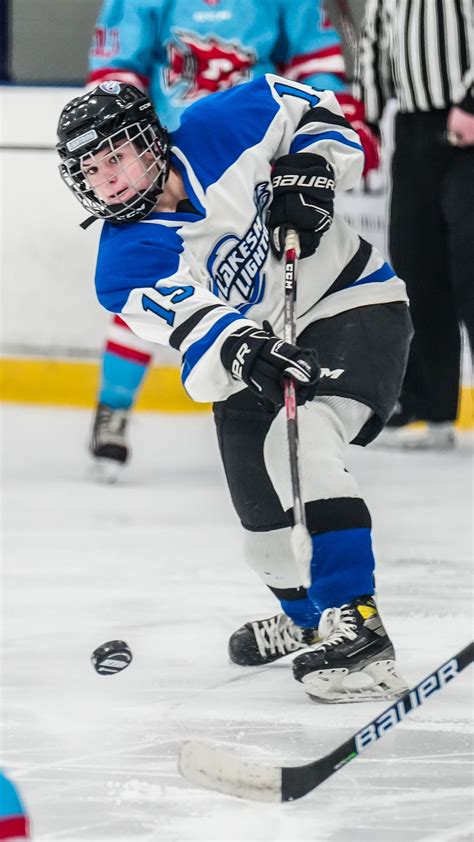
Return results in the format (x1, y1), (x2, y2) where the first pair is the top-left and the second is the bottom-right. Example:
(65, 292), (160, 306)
(317, 605), (358, 649)
(252, 615), (303, 659)
(95, 406), (128, 444)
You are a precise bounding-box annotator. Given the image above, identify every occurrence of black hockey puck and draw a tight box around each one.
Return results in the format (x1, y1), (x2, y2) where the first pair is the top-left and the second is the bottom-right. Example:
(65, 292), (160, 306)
(91, 640), (133, 675)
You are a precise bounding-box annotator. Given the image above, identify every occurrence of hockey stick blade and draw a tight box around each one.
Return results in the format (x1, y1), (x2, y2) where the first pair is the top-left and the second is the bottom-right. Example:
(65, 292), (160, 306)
(178, 642), (473, 802)
(179, 741), (282, 802)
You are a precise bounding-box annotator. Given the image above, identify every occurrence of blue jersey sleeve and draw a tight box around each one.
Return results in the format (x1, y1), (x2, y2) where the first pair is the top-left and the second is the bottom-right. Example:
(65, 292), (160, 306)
(95, 221), (253, 402)
(95, 220), (184, 314)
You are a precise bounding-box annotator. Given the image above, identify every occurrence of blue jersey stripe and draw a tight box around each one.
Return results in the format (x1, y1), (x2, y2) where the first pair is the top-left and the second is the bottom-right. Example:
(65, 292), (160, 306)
(181, 312), (243, 384)
(351, 262), (396, 287)
(289, 130), (363, 154)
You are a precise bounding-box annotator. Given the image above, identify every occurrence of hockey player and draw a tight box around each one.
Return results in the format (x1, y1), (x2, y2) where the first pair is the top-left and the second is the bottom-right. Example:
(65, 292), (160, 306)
(56, 78), (411, 703)
(86, 0), (379, 480)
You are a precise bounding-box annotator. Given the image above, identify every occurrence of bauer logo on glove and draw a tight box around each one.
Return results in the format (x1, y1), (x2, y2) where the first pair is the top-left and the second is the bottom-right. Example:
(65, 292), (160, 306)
(272, 173), (335, 190)
(268, 153), (335, 260)
(230, 342), (252, 380)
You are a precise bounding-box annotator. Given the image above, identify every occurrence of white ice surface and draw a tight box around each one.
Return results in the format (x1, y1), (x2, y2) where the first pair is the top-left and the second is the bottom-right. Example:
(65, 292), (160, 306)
(1, 405), (473, 842)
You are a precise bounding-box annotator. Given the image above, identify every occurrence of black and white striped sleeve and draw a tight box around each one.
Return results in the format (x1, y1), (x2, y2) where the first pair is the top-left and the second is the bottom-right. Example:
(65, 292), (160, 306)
(355, 0), (473, 118)
(392, 0), (473, 113)
(456, 0), (474, 112)
(354, 0), (394, 124)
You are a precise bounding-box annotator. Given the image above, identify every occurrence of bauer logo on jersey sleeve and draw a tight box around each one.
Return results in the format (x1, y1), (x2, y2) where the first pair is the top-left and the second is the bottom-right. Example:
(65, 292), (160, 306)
(206, 183), (271, 316)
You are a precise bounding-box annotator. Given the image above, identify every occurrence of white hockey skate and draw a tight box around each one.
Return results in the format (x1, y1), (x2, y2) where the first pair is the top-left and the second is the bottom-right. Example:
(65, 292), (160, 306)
(229, 613), (319, 666)
(292, 596), (408, 703)
(89, 403), (130, 483)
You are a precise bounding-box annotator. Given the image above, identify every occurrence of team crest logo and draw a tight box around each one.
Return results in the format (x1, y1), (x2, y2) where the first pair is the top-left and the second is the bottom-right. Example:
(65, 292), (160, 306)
(164, 31), (255, 101)
(207, 183), (271, 314)
(99, 81), (122, 95)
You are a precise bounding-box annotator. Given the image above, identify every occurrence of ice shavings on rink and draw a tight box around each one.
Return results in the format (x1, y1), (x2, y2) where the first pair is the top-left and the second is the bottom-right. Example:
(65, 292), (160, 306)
(1, 405), (472, 841)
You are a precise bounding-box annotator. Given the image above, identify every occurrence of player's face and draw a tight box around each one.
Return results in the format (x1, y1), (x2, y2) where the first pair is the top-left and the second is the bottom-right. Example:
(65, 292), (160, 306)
(81, 139), (156, 204)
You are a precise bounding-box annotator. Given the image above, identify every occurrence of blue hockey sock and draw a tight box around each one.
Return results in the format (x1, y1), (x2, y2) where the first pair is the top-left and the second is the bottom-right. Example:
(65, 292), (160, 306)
(99, 350), (149, 410)
(269, 585), (320, 629)
(308, 527), (375, 613)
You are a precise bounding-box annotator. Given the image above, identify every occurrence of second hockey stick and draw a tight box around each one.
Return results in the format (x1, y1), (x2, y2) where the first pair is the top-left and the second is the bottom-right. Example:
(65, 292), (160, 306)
(282, 228), (313, 588)
(179, 642), (473, 802)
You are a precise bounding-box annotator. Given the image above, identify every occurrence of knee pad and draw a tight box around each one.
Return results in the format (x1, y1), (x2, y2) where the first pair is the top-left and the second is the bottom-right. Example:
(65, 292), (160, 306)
(244, 527), (302, 589)
(263, 396), (371, 512)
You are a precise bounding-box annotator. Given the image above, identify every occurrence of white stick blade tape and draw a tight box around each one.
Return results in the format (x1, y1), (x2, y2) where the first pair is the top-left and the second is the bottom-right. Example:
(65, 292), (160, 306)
(178, 741), (282, 802)
(290, 524), (313, 588)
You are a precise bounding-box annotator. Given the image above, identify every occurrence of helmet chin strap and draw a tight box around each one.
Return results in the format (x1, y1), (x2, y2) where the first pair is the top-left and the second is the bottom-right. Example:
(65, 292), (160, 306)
(80, 215), (98, 230)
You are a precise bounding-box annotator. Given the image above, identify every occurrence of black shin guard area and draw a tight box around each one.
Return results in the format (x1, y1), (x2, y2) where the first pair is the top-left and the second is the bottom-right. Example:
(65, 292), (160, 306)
(292, 497), (372, 535)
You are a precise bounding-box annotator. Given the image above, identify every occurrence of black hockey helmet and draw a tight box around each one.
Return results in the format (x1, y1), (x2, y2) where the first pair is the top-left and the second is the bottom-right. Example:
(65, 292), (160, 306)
(57, 81), (169, 223)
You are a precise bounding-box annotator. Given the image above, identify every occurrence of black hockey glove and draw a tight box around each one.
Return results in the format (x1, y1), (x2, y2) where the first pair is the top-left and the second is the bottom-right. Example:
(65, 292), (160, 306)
(221, 322), (320, 407)
(268, 153), (335, 259)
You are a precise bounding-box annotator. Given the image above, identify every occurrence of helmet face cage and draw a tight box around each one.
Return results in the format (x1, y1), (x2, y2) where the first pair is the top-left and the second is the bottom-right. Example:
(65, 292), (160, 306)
(59, 121), (169, 223)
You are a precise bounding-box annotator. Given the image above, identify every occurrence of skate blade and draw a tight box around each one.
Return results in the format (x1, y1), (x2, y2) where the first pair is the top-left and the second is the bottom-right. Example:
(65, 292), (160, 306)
(303, 660), (409, 704)
(89, 458), (124, 484)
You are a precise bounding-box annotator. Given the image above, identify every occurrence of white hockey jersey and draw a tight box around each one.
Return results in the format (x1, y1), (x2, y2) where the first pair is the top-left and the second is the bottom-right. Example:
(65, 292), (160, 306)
(95, 74), (407, 402)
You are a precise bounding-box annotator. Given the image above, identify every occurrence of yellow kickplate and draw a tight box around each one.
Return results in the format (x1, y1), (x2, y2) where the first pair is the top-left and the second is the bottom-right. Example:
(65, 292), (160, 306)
(0, 356), (472, 424)
(0, 358), (210, 413)
(358, 605), (377, 620)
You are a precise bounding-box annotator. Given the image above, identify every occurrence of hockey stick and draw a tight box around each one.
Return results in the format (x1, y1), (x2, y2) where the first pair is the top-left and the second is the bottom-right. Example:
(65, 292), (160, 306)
(282, 229), (313, 588)
(332, 0), (359, 74)
(179, 642), (473, 802)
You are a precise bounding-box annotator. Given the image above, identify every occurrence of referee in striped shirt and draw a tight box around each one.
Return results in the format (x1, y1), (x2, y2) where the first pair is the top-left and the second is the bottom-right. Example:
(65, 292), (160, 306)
(355, 0), (473, 449)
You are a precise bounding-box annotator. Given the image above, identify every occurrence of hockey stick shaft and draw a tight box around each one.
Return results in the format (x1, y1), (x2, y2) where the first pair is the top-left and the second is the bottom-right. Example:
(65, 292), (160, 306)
(282, 229), (313, 587)
(281, 641), (474, 800)
(334, 0), (358, 64)
(178, 642), (473, 802)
